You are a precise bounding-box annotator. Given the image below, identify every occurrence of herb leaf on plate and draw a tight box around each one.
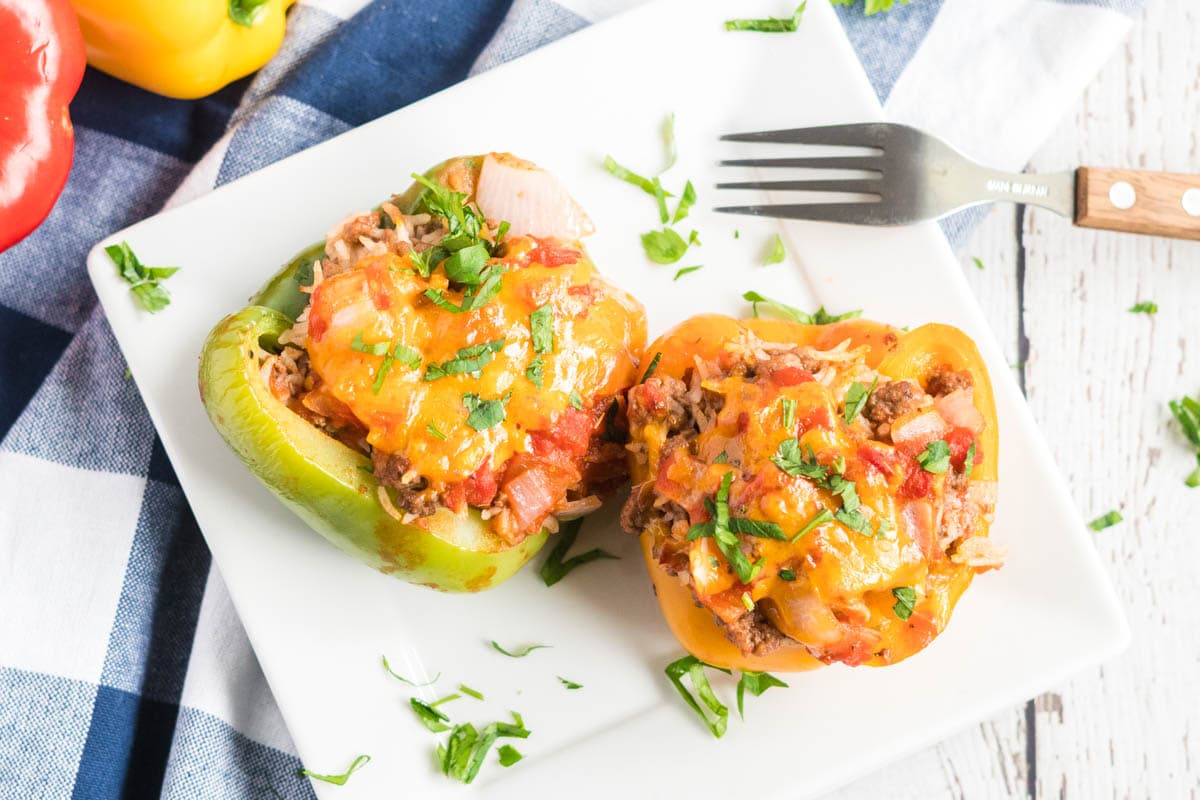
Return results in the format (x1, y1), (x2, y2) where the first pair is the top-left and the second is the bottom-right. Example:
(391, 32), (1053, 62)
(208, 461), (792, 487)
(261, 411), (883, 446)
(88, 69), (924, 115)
(297, 754), (370, 785)
(1088, 510), (1124, 531)
(105, 241), (180, 313)
(538, 518), (619, 586)
(725, 2), (806, 31)
(664, 655), (730, 738)
(381, 655), (440, 687)
(735, 670), (789, 719)
(490, 641), (551, 658)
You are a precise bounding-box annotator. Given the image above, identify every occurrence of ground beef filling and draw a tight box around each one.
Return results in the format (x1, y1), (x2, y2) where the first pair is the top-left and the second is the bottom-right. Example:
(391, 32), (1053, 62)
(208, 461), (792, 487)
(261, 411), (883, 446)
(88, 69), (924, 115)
(258, 205), (629, 541)
(621, 340), (991, 660)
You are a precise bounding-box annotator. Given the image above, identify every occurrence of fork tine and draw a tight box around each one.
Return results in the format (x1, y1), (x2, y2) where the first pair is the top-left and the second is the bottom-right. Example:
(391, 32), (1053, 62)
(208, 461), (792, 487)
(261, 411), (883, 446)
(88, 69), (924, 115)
(720, 123), (891, 148)
(719, 156), (883, 171)
(715, 179), (882, 194)
(714, 202), (896, 225)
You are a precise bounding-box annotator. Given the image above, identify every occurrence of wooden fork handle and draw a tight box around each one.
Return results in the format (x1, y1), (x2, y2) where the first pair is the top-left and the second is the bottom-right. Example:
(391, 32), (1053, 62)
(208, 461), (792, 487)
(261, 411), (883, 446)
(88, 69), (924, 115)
(1075, 167), (1200, 240)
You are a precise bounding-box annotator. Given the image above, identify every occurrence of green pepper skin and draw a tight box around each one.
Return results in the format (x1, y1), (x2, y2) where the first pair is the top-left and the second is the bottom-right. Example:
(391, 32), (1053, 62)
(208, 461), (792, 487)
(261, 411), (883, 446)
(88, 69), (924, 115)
(199, 279), (547, 594)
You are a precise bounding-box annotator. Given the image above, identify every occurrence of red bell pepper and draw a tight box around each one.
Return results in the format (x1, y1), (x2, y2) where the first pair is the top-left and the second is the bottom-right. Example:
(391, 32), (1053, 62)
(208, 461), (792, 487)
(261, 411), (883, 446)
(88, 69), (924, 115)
(0, 0), (86, 252)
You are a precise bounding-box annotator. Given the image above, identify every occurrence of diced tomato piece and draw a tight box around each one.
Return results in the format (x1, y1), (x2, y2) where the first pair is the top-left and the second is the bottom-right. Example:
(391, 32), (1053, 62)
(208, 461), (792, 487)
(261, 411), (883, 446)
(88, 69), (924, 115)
(636, 381), (669, 416)
(307, 289), (329, 342)
(798, 406), (834, 433)
(945, 427), (982, 471)
(363, 261), (394, 310)
(768, 367), (814, 388)
(857, 445), (897, 478)
(464, 456), (498, 506)
(527, 239), (582, 268)
(528, 408), (593, 459)
(898, 462), (933, 499)
(500, 459), (575, 533)
(443, 482), (467, 514)
(737, 411), (751, 433)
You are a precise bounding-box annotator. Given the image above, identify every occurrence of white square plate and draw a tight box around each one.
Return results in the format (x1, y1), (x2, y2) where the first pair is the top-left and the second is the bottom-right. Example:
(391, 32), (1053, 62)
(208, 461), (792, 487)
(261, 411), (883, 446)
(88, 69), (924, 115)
(87, 1), (1128, 797)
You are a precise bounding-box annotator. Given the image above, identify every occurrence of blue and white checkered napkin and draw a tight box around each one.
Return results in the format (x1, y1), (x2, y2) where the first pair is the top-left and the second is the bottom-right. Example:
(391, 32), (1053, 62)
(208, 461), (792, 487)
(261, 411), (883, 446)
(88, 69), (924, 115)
(0, 0), (1141, 795)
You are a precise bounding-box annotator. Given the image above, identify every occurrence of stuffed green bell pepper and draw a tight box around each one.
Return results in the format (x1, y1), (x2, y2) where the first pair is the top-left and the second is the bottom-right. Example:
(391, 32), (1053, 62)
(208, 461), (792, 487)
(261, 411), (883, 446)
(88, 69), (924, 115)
(199, 154), (648, 592)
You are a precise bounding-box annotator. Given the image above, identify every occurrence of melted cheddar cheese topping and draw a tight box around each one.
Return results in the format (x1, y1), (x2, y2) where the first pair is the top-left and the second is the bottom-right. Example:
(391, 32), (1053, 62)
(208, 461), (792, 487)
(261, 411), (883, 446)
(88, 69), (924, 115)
(626, 314), (1000, 670)
(305, 238), (645, 485)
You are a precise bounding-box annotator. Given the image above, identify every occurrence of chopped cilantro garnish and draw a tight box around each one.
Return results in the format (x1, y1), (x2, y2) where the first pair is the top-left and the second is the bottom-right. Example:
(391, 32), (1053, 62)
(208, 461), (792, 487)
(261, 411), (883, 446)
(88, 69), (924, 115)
(1129, 301), (1158, 315)
(381, 655), (440, 687)
(462, 391), (511, 431)
(641, 351), (663, 383)
(438, 712), (529, 784)
(1169, 393), (1200, 487)
(495, 220), (510, 242)
(735, 670), (789, 719)
(459, 684), (485, 701)
(685, 473), (783, 583)
(917, 440), (951, 473)
(424, 338), (505, 381)
(558, 676), (583, 690)
(651, 177), (670, 224)
(411, 698), (452, 732)
(672, 180), (697, 224)
(660, 112), (678, 174)
(538, 518), (619, 586)
(891, 586), (917, 620)
(772, 439), (827, 480)
(490, 641), (551, 658)
(497, 745), (524, 767)
(568, 389), (584, 410)
(778, 567), (796, 581)
(298, 754), (370, 786)
(641, 228), (691, 264)
(350, 333), (390, 355)
(443, 243), (490, 285)
(763, 234), (786, 265)
(782, 397), (797, 429)
(1088, 510), (1124, 531)
(831, 0), (909, 14)
(790, 508), (833, 542)
(674, 265), (703, 281)
(524, 354), (545, 387)
(664, 655), (729, 738)
(714, 451), (730, 464)
(973, 256), (985, 270)
(410, 172), (484, 253)
(427, 422), (447, 440)
(603, 155), (660, 196)
(424, 265), (505, 314)
(529, 304), (554, 353)
(773, 440), (872, 536)
(742, 290), (862, 325)
(105, 241), (180, 313)
(370, 341), (422, 394)
(963, 440), (976, 480)
(843, 377), (877, 424)
(725, 2), (805, 31)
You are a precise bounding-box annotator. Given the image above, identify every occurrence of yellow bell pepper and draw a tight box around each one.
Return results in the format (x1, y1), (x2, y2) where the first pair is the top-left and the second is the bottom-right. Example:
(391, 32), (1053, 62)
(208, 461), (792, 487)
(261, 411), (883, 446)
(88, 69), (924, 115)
(69, 0), (296, 99)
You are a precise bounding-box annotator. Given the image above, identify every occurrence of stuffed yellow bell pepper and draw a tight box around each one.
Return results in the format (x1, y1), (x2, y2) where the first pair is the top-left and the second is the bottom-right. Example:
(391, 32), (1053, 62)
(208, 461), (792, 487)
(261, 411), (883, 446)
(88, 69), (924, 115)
(622, 311), (1000, 671)
(200, 155), (646, 591)
(70, 0), (295, 99)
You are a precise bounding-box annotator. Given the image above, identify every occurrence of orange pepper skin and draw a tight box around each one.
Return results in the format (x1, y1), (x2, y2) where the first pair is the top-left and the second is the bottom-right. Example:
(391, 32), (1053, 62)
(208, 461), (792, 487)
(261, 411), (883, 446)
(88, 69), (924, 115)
(632, 315), (999, 672)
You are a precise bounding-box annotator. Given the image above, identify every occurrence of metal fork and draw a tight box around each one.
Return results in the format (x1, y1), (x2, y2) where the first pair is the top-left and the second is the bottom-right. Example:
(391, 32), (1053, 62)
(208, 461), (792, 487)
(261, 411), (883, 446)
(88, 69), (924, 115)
(716, 122), (1200, 240)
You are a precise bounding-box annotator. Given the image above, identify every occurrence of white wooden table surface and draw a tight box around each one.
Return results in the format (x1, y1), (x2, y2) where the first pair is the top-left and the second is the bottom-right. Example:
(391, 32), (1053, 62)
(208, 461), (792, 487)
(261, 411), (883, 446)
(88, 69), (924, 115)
(830, 1), (1200, 796)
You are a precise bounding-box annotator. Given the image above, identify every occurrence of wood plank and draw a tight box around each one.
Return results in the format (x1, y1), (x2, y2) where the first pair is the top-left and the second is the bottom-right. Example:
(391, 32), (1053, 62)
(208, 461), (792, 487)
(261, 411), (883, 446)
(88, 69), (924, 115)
(1021, 0), (1200, 795)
